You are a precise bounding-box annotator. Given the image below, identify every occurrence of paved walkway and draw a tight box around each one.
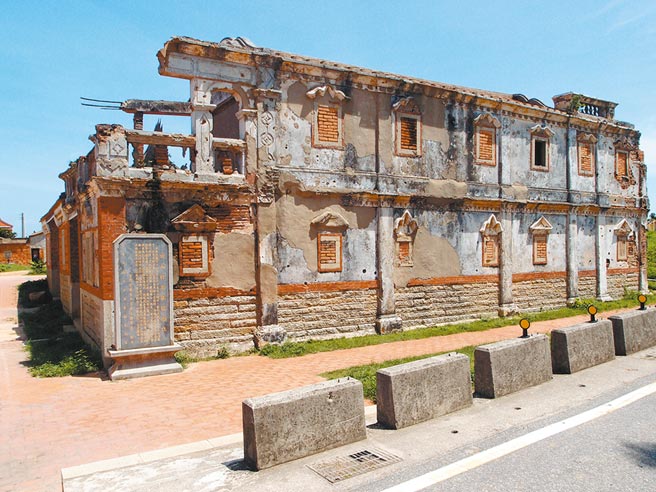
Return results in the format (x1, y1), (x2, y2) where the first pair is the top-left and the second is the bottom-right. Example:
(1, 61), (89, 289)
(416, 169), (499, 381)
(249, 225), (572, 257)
(0, 271), (638, 492)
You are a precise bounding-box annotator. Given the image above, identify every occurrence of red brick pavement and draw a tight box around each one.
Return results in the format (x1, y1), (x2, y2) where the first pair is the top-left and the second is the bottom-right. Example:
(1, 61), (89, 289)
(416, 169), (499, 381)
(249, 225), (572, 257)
(0, 272), (637, 491)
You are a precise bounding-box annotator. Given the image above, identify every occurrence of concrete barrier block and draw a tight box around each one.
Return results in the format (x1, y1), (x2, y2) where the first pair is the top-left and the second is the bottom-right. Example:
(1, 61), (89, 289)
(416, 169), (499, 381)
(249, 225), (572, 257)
(242, 378), (366, 470)
(551, 320), (615, 374)
(376, 353), (472, 429)
(609, 309), (656, 355)
(474, 334), (551, 398)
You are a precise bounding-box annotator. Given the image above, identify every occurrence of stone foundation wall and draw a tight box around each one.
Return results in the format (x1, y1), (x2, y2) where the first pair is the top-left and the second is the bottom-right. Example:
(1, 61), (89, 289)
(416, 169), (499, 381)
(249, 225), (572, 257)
(396, 282), (499, 329)
(578, 273), (596, 299)
(513, 277), (567, 311)
(174, 295), (257, 356)
(278, 289), (378, 340)
(607, 271), (639, 299)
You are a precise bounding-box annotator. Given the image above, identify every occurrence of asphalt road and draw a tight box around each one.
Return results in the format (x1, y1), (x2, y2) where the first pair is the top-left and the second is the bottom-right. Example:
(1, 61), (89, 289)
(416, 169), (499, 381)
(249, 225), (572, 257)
(380, 388), (656, 492)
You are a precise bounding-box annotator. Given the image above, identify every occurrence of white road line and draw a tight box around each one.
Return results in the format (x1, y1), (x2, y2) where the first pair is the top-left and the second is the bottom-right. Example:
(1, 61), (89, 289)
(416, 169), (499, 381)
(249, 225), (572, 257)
(381, 381), (656, 492)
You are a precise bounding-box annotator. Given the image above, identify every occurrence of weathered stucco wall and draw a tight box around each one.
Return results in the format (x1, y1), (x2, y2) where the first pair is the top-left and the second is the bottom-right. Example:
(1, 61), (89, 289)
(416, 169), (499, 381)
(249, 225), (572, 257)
(511, 213), (567, 273)
(276, 194), (376, 284)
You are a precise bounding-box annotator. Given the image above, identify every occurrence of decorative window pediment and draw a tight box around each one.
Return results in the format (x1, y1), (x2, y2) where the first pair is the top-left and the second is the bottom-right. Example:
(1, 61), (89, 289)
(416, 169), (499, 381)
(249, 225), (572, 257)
(310, 211), (349, 231)
(171, 205), (218, 232)
(394, 211), (419, 267)
(306, 85), (348, 101)
(529, 124), (555, 138)
(529, 216), (553, 234)
(614, 219), (633, 237)
(480, 214), (503, 235)
(392, 97), (421, 114)
(474, 113), (501, 129)
(614, 137), (636, 151)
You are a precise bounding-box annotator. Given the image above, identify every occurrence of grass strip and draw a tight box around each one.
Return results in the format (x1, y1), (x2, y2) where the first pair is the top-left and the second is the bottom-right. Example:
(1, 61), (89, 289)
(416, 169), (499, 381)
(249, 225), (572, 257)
(260, 293), (652, 359)
(18, 280), (101, 377)
(0, 263), (30, 273)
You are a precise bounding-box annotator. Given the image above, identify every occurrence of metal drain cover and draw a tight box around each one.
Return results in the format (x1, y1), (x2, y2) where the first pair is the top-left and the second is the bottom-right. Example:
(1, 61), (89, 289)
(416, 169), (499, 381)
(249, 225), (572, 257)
(308, 447), (402, 483)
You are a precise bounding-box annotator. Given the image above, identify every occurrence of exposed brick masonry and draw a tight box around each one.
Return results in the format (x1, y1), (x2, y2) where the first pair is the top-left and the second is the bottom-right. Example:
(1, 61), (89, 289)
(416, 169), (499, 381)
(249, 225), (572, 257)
(317, 105), (339, 143)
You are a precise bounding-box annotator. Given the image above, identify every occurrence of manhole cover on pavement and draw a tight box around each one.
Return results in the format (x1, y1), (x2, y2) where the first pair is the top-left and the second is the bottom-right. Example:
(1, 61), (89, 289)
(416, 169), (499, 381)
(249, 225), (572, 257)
(307, 448), (402, 483)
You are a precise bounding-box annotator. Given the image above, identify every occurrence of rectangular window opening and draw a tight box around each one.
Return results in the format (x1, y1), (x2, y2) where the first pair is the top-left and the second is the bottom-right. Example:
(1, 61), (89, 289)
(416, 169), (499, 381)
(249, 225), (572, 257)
(534, 140), (547, 168)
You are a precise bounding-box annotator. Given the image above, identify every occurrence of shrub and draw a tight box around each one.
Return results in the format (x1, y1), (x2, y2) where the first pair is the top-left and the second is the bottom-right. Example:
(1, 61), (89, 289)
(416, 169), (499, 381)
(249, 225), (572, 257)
(30, 258), (46, 275)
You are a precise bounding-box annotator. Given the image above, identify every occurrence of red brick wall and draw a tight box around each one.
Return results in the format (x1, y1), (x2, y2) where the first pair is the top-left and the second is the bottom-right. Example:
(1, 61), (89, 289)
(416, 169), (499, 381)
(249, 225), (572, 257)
(0, 243), (31, 265)
(98, 197), (126, 300)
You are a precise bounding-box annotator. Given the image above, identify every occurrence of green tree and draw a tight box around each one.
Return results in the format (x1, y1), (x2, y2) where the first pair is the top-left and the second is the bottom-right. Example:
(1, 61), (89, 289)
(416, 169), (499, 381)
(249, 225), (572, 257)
(0, 229), (16, 239)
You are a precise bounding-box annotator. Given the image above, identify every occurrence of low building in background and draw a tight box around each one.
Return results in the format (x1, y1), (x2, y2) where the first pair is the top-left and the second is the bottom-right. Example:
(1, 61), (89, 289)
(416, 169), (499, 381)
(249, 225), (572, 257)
(41, 36), (648, 367)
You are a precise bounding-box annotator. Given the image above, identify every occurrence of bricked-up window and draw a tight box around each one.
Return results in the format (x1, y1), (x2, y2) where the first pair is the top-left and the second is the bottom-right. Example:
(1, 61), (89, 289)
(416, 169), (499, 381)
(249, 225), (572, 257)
(482, 236), (499, 267)
(179, 235), (210, 277)
(306, 85), (347, 150)
(616, 150), (629, 178)
(617, 236), (628, 261)
(81, 231), (99, 288)
(614, 219), (633, 263)
(393, 97), (422, 157)
(473, 113), (501, 166)
(478, 130), (494, 161)
(529, 216), (552, 266)
(577, 133), (596, 177)
(400, 117), (418, 151)
(317, 233), (342, 272)
(317, 104), (340, 143)
(530, 125), (554, 172)
(398, 240), (411, 264)
(533, 235), (548, 265)
(578, 142), (594, 175)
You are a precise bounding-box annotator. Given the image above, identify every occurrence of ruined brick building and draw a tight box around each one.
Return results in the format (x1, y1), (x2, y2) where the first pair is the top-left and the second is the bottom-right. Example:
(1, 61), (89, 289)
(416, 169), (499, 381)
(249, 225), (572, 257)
(42, 36), (648, 364)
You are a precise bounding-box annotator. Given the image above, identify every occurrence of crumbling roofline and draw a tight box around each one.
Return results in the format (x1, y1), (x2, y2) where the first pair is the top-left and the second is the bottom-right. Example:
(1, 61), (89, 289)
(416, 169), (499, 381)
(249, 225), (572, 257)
(121, 99), (191, 116)
(158, 36), (635, 133)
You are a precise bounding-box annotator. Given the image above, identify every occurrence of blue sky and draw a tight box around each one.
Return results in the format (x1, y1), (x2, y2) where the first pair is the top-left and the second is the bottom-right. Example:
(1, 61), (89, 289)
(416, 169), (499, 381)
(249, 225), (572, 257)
(1, 0), (655, 235)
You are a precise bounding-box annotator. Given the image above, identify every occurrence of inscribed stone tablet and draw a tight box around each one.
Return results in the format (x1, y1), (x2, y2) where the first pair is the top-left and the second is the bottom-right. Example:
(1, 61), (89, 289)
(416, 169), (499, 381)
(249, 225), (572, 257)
(115, 235), (172, 349)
